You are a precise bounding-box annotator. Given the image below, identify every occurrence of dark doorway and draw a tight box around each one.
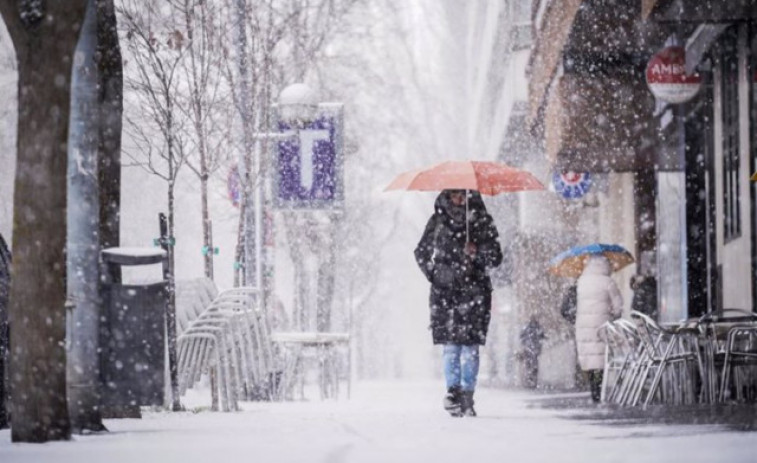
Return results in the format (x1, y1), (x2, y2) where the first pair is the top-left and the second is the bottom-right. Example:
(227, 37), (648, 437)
(684, 85), (717, 318)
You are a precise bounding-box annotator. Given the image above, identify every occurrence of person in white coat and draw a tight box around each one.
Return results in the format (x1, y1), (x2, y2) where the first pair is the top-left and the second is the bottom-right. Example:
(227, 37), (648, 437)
(575, 255), (623, 402)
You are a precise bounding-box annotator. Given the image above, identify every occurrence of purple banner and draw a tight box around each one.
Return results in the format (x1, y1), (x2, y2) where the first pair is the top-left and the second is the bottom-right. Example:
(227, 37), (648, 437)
(275, 106), (343, 208)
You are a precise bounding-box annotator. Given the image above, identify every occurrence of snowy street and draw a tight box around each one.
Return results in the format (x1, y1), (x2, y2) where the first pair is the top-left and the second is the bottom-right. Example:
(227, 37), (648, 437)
(3, 0), (757, 454)
(2, 381), (755, 463)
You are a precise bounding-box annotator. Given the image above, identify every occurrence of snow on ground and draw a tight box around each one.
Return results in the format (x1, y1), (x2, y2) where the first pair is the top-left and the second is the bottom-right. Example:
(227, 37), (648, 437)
(1, 381), (755, 463)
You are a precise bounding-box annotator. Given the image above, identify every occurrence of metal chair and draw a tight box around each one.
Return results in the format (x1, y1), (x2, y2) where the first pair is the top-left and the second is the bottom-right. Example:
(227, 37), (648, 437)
(176, 286), (280, 410)
(629, 311), (699, 407)
(608, 319), (657, 406)
(600, 319), (643, 405)
(719, 325), (757, 402)
(696, 309), (757, 403)
(598, 321), (629, 403)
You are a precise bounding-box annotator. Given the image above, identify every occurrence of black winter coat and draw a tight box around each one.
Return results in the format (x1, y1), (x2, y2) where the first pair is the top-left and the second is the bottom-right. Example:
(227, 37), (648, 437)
(631, 276), (658, 319)
(414, 191), (503, 345)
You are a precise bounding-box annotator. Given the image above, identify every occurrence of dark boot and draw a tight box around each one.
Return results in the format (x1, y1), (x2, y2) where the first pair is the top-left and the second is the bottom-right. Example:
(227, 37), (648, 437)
(443, 386), (463, 417)
(460, 390), (476, 417)
(589, 370), (603, 403)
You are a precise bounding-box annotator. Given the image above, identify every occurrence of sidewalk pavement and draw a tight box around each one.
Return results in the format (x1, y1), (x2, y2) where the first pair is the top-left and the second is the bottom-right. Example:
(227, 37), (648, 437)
(531, 389), (757, 432)
(1, 381), (755, 463)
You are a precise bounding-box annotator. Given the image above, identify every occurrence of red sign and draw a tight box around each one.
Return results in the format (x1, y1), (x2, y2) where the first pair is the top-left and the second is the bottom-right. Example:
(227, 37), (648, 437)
(646, 46), (701, 103)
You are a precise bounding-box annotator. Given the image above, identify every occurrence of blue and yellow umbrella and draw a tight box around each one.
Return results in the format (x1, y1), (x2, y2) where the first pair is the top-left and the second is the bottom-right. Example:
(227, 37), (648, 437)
(548, 243), (634, 278)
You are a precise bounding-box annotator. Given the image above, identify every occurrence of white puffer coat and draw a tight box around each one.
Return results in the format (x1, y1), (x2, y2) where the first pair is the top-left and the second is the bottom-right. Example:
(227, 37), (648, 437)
(575, 255), (623, 371)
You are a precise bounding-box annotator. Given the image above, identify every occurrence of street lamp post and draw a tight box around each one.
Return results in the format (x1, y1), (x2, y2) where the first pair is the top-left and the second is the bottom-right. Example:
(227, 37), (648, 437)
(271, 84), (344, 333)
(243, 83), (321, 318)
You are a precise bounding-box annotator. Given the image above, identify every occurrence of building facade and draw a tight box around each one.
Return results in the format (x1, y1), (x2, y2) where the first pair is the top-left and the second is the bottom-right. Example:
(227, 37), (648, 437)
(527, 0), (757, 323)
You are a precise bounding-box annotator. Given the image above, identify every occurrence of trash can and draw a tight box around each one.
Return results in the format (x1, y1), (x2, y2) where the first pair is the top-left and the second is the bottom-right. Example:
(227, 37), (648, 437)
(100, 247), (167, 407)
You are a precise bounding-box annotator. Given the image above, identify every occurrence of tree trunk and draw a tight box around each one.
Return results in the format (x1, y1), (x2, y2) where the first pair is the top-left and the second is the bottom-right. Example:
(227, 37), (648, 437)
(93, 1), (123, 414)
(183, 0), (213, 280)
(233, 0), (256, 288)
(96, 0), (123, 254)
(201, 179), (213, 279)
(166, 181), (181, 411)
(66, 0), (106, 434)
(0, 234), (10, 429)
(234, 202), (246, 287)
(283, 212), (308, 330)
(316, 213), (339, 332)
(0, 0), (89, 443)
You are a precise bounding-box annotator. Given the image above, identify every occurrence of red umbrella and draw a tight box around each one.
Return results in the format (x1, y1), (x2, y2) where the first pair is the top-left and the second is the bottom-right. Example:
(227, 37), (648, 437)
(385, 160), (545, 194)
(385, 160), (546, 239)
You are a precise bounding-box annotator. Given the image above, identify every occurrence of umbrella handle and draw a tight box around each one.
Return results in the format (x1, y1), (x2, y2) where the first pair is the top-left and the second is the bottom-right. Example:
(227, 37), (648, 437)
(466, 189), (469, 242)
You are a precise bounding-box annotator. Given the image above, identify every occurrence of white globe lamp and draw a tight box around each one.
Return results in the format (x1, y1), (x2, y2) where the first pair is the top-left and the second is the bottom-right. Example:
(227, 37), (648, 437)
(278, 83), (319, 128)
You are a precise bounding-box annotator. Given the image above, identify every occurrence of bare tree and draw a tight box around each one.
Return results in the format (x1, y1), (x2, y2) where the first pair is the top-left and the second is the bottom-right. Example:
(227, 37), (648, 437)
(97, 0), (124, 257)
(224, 0), (288, 288)
(64, 0), (122, 433)
(172, 0), (233, 281)
(224, 0), (359, 335)
(0, 233), (9, 429)
(67, 0), (105, 434)
(0, 0), (88, 442)
(0, 12), (12, 430)
(118, 0), (188, 411)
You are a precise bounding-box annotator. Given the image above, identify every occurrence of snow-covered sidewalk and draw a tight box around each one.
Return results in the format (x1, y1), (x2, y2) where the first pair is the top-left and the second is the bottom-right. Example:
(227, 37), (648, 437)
(1, 381), (754, 463)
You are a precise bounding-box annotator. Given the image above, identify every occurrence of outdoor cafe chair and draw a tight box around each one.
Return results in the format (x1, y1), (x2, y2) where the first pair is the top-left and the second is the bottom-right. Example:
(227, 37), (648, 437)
(609, 319), (645, 405)
(599, 319), (643, 405)
(178, 309), (249, 411)
(178, 317), (240, 411)
(177, 286), (281, 410)
(598, 321), (630, 403)
(619, 313), (665, 406)
(629, 311), (699, 407)
(696, 309), (757, 404)
(719, 324), (757, 403)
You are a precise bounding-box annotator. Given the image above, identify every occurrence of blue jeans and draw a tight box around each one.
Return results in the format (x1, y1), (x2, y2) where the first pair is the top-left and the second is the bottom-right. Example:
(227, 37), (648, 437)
(443, 344), (480, 391)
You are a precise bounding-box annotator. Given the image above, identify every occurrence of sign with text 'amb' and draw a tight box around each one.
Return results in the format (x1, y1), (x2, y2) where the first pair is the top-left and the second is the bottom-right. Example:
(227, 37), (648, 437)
(274, 104), (344, 209)
(646, 46), (701, 104)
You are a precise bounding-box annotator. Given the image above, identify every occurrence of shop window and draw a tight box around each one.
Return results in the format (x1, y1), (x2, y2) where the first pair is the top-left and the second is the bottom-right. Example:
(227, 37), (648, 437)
(721, 29), (741, 242)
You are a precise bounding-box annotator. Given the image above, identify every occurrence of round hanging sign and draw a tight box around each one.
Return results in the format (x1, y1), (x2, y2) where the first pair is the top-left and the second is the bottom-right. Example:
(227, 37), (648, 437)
(552, 171), (592, 199)
(646, 46), (701, 104)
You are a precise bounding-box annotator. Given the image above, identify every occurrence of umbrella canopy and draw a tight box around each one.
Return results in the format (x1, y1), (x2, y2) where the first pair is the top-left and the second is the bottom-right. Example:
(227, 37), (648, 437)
(384, 160), (546, 195)
(548, 243), (634, 278)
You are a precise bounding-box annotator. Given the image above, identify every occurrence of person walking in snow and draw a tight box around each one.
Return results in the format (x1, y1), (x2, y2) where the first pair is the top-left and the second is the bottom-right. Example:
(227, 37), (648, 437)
(575, 255), (623, 403)
(630, 274), (657, 319)
(519, 316), (546, 389)
(414, 189), (503, 417)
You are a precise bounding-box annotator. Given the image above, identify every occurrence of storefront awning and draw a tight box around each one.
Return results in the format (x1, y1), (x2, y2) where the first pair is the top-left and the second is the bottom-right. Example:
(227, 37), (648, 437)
(642, 0), (662, 19)
(544, 73), (655, 172)
(644, 0), (757, 22)
(527, 0), (583, 127)
(685, 23), (729, 74)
